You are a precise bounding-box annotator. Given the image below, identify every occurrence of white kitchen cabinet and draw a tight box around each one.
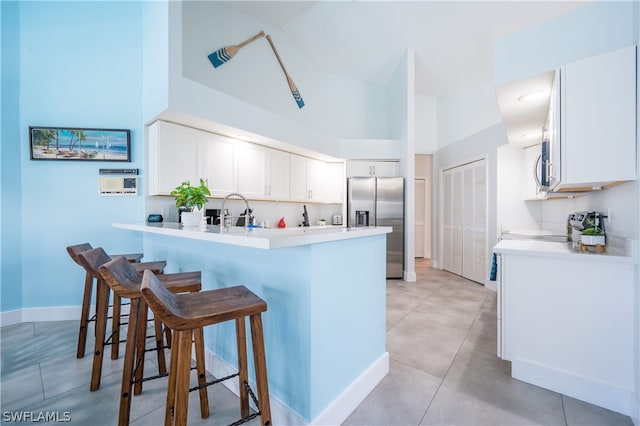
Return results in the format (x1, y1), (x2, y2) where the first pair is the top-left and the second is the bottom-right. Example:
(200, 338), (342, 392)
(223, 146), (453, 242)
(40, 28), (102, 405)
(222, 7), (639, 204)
(199, 131), (236, 197)
(236, 143), (267, 199)
(442, 159), (487, 284)
(266, 149), (290, 200)
(148, 121), (236, 197)
(290, 154), (326, 202)
(346, 160), (399, 177)
(324, 162), (345, 204)
(495, 241), (635, 415)
(560, 45), (636, 188)
(148, 121), (202, 195)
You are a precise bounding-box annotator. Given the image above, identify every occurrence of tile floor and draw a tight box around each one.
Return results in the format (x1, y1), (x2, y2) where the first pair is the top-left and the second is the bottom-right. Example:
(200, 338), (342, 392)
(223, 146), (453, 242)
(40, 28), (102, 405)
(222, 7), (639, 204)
(0, 259), (633, 425)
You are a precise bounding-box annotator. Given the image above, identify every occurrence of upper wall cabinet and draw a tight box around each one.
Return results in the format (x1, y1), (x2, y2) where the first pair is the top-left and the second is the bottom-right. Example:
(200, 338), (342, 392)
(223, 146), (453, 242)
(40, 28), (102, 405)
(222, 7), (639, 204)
(148, 120), (344, 203)
(148, 121), (236, 197)
(346, 160), (399, 177)
(559, 45), (636, 188)
(148, 121), (202, 195)
(289, 154), (326, 202)
(201, 132), (236, 197)
(236, 144), (291, 201)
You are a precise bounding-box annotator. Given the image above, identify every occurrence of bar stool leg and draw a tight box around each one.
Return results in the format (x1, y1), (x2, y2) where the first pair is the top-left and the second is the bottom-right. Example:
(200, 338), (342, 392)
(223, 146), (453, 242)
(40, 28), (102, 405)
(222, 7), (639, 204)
(111, 294), (122, 360)
(77, 273), (93, 358)
(133, 299), (149, 396)
(118, 297), (141, 426)
(165, 331), (179, 426)
(154, 317), (167, 376)
(236, 318), (249, 418)
(174, 330), (193, 426)
(250, 314), (271, 426)
(193, 328), (210, 419)
(90, 279), (110, 391)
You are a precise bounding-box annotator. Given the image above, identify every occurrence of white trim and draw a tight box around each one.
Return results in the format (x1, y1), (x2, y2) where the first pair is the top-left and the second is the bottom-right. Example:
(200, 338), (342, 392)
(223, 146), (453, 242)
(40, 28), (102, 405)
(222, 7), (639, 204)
(403, 271), (417, 282)
(204, 348), (389, 425)
(1, 306), (81, 326)
(203, 347), (306, 425)
(0, 309), (23, 327)
(0, 305), (131, 326)
(512, 358), (633, 416)
(310, 352), (389, 425)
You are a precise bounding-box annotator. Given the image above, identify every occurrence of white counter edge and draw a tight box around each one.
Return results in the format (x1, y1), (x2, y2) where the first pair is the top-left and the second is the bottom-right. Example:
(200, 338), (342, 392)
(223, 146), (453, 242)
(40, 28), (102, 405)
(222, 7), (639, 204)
(493, 239), (638, 264)
(113, 223), (392, 250)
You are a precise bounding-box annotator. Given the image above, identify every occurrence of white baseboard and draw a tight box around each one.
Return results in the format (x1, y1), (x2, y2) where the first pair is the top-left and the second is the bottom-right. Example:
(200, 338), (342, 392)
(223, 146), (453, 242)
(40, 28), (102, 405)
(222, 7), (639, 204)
(512, 358), (633, 416)
(204, 348), (389, 425)
(403, 271), (417, 282)
(0, 305), (131, 327)
(310, 352), (389, 425)
(1, 306), (80, 326)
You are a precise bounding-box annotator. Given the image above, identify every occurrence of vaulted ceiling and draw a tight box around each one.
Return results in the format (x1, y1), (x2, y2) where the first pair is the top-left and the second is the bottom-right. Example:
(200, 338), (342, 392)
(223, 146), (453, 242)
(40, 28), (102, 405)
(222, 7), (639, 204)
(224, 1), (590, 98)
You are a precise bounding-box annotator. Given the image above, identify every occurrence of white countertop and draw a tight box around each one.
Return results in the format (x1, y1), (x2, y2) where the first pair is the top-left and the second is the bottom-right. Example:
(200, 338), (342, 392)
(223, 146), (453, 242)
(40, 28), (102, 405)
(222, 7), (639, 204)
(113, 222), (392, 250)
(493, 239), (638, 264)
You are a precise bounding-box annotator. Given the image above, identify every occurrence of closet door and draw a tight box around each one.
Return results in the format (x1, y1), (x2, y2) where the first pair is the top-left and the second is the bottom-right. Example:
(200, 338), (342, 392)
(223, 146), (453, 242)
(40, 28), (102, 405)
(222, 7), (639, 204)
(442, 167), (463, 275)
(462, 160), (487, 283)
(442, 159), (487, 284)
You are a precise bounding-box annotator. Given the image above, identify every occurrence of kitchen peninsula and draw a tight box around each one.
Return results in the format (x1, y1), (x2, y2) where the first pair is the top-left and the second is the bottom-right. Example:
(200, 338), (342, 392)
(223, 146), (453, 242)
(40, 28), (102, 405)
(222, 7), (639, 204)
(113, 222), (391, 425)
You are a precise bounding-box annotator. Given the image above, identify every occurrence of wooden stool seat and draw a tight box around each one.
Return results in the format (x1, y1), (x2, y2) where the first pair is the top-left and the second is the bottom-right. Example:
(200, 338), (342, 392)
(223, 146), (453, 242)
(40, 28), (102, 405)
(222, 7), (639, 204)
(75, 247), (166, 392)
(67, 243), (145, 359)
(99, 256), (203, 426)
(141, 270), (272, 426)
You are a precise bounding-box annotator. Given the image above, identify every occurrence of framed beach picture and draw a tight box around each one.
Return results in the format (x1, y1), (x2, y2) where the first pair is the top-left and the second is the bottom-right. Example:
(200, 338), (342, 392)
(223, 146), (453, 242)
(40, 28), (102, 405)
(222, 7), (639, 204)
(29, 126), (131, 162)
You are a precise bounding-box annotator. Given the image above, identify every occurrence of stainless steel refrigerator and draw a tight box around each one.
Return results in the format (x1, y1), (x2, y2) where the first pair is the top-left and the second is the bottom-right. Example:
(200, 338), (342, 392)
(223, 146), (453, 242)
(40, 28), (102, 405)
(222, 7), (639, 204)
(347, 177), (404, 278)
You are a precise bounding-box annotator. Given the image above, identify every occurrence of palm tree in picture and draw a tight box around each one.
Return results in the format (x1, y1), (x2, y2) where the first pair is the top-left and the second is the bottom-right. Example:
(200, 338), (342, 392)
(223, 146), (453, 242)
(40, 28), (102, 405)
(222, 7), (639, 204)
(32, 129), (57, 156)
(68, 130), (86, 153)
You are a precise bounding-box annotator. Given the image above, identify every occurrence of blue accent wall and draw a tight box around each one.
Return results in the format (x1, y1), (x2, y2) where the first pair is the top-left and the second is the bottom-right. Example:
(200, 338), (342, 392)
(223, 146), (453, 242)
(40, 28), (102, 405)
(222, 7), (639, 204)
(1, 1), (23, 312)
(135, 230), (387, 421)
(2, 1), (145, 312)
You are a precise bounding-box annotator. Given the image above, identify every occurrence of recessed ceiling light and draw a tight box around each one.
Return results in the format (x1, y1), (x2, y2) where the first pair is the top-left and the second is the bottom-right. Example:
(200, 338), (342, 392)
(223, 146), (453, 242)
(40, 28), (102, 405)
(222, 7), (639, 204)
(518, 90), (547, 103)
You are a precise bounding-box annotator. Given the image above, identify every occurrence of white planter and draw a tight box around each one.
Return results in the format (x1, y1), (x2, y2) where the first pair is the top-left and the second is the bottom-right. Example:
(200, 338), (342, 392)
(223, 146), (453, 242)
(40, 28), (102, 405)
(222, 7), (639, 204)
(181, 209), (203, 228)
(581, 234), (605, 245)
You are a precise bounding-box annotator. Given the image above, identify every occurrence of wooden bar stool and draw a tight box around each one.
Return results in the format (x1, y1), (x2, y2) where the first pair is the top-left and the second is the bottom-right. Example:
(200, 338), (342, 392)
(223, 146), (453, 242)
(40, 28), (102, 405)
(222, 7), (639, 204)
(67, 243), (143, 359)
(99, 256), (205, 426)
(141, 269), (272, 426)
(75, 247), (166, 391)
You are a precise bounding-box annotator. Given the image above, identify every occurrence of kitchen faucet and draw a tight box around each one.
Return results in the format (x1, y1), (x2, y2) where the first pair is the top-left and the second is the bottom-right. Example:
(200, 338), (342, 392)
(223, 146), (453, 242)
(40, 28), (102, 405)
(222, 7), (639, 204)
(220, 193), (253, 232)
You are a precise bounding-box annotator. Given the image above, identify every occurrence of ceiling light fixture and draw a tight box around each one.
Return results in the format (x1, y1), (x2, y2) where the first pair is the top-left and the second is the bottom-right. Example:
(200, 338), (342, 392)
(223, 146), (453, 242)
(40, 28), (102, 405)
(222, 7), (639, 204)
(517, 90), (547, 102)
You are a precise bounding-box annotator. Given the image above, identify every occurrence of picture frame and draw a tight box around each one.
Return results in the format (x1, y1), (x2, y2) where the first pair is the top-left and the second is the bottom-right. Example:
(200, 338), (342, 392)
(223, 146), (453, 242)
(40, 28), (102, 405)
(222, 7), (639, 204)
(29, 126), (131, 162)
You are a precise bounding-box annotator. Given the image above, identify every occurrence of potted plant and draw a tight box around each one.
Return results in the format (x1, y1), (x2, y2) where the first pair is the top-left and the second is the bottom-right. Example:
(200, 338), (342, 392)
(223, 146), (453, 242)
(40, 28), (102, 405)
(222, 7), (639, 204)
(581, 216), (605, 246)
(170, 178), (211, 227)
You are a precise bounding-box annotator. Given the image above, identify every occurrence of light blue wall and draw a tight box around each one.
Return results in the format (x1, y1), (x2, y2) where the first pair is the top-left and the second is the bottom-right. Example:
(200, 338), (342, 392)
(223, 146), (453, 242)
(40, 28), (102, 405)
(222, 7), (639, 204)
(3, 1), (145, 311)
(494, 1), (636, 86)
(1, 1), (23, 312)
(136, 231), (387, 422)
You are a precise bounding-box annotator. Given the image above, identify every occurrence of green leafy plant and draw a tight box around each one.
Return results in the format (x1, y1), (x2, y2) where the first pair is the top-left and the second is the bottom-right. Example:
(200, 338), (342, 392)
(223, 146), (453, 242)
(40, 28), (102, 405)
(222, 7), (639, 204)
(582, 227), (604, 236)
(170, 178), (211, 212)
(582, 216), (604, 236)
